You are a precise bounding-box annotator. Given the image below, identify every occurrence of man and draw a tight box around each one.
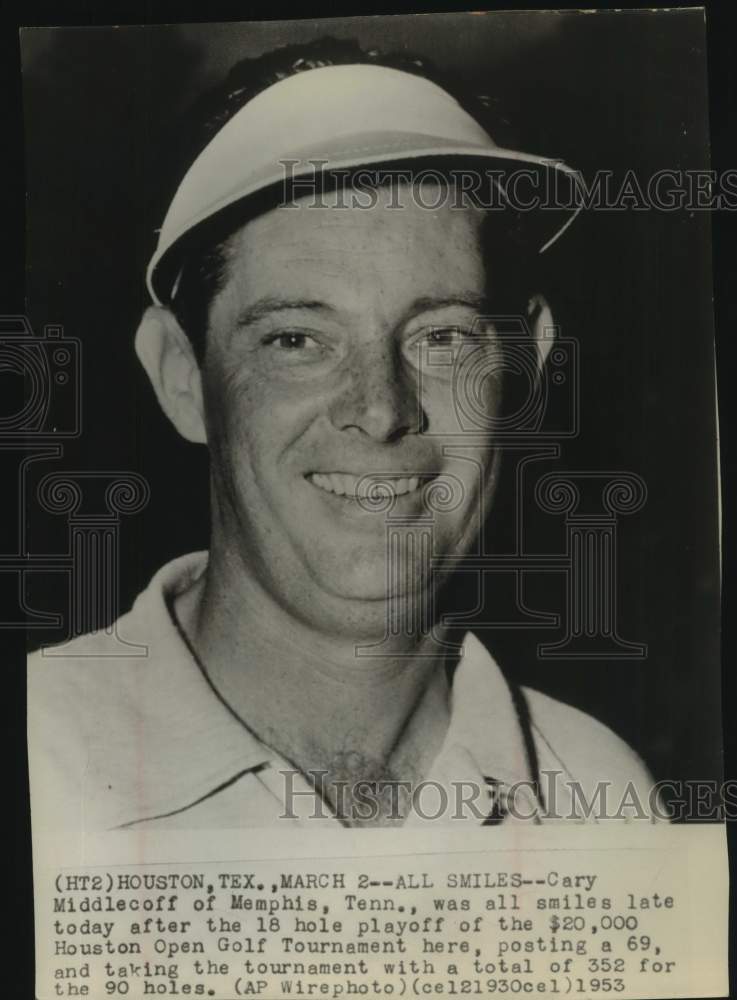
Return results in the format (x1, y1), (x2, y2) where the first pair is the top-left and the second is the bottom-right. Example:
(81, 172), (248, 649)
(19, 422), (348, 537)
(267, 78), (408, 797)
(28, 41), (661, 830)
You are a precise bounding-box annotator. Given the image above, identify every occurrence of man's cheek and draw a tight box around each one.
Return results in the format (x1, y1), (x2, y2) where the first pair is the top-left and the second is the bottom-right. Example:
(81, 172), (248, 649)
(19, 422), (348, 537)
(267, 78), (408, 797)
(422, 378), (474, 435)
(216, 398), (308, 492)
(204, 370), (267, 444)
(422, 371), (502, 438)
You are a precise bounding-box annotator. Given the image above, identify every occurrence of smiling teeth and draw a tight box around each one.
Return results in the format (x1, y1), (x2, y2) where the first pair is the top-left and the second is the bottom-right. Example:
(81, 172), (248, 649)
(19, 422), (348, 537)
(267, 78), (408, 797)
(310, 473), (422, 498)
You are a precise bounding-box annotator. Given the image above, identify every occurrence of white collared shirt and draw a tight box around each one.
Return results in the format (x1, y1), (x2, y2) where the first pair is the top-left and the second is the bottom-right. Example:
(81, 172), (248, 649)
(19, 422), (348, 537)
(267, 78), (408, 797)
(28, 552), (662, 833)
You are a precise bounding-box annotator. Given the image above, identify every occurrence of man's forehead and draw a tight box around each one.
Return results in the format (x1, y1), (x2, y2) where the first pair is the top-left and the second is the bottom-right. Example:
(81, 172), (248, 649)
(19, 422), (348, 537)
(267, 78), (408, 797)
(213, 187), (488, 314)
(230, 179), (483, 258)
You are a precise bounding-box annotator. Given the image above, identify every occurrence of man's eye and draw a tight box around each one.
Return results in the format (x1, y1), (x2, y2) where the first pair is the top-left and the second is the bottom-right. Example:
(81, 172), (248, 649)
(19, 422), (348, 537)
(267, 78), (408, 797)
(264, 332), (316, 350)
(407, 326), (475, 353)
(425, 326), (469, 345)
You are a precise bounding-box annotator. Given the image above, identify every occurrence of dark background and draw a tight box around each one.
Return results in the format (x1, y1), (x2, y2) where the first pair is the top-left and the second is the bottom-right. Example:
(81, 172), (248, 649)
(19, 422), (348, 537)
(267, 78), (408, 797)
(2, 5), (734, 1000)
(18, 11), (722, 790)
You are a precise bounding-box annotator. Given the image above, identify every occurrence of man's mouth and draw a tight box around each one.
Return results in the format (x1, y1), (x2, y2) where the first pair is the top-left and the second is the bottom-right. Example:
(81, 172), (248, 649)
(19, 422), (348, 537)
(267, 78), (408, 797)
(306, 472), (428, 499)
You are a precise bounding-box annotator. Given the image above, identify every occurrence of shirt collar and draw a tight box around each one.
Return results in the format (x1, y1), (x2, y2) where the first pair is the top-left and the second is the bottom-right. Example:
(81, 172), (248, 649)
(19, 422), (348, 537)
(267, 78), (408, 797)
(402, 632), (537, 826)
(96, 552), (535, 828)
(91, 551), (270, 828)
(442, 631), (536, 790)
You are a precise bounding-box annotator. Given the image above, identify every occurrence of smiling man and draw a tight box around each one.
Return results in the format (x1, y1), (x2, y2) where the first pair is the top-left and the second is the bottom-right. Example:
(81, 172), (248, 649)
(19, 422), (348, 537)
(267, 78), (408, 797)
(28, 41), (663, 830)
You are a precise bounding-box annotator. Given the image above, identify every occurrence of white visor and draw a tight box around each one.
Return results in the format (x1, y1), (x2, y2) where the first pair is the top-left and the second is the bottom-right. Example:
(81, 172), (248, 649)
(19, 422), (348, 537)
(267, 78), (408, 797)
(147, 63), (584, 305)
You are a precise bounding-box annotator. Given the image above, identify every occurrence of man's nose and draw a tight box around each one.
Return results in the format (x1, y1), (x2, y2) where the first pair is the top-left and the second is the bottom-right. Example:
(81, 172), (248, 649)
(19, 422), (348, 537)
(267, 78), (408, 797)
(328, 341), (425, 443)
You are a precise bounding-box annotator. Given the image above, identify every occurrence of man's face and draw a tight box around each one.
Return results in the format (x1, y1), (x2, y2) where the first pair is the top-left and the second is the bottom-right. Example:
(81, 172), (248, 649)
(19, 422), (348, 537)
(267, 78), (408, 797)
(199, 182), (502, 636)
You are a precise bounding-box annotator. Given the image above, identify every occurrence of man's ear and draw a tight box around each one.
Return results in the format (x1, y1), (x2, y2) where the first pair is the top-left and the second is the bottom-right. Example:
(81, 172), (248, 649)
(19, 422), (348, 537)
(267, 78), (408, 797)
(134, 306), (207, 444)
(527, 293), (556, 371)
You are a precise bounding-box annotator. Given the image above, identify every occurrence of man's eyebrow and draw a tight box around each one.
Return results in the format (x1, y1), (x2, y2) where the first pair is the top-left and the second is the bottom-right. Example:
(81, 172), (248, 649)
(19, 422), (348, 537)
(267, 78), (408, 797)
(408, 294), (491, 316)
(234, 294), (490, 330)
(235, 297), (334, 327)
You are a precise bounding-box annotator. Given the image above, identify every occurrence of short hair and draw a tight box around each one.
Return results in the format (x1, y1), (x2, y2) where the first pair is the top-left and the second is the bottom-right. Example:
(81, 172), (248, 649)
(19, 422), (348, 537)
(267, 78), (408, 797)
(163, 37), (538, 362)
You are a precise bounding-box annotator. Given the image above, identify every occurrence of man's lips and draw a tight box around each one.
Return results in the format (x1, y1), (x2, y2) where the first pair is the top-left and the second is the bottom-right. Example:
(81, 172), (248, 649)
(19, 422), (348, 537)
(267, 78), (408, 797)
(305, 471), (434, 499)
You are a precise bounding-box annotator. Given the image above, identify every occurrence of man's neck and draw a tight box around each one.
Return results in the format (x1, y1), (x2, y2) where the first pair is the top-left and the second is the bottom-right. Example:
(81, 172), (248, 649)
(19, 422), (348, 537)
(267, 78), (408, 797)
(172, 546), (455, 824)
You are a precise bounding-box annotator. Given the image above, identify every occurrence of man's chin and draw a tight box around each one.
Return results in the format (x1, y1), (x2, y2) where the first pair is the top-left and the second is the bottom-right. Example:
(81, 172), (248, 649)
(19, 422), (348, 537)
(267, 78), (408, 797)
(306, 551), (433, 606)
